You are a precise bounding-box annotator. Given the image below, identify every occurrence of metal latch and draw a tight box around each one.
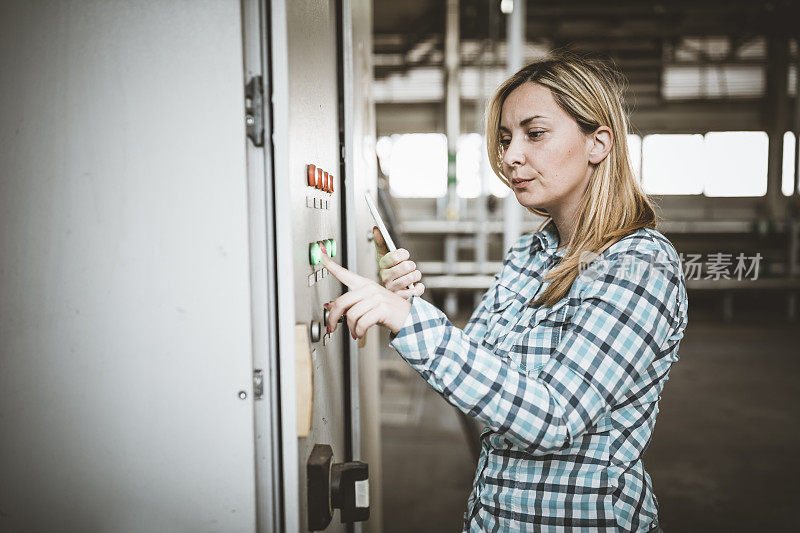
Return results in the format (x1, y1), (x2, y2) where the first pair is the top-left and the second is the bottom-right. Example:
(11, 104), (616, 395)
(245, 76), (264, 147)
(253, 369), (264, 400)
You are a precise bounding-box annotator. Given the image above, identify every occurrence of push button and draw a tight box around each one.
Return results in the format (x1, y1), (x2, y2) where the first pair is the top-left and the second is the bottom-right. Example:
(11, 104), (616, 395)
(324, 307), (344, 326)
(328, 238), (337, 258)
(310, 321), (322, 343)
(316, 168), (324, 189)
(309, 242), (323, 265)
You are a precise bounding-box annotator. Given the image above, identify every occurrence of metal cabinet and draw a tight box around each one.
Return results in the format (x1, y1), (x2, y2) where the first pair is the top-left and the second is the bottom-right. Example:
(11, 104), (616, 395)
(0, 0), (379, 531)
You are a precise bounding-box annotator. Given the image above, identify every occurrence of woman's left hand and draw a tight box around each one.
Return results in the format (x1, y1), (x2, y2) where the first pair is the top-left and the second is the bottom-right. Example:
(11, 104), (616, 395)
(321, 245), (412, 339)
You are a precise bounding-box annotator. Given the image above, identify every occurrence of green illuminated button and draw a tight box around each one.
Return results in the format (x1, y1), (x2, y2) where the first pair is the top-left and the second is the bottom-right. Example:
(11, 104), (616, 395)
(309, 242), (322, 265)
(328, 239), (337, 257)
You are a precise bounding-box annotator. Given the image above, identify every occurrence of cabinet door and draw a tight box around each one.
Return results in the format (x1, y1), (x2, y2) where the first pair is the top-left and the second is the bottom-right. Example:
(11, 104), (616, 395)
(0, 1), (257, 531)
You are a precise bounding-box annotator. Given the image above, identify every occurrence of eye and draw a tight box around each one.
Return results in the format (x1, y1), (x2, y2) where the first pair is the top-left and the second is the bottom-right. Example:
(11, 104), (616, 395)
(528, 130), (544, 140)
(499, 137), (511, 147)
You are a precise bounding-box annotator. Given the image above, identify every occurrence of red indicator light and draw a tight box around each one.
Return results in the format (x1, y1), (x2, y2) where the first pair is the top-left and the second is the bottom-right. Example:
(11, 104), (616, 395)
(307, 164), (316, 187)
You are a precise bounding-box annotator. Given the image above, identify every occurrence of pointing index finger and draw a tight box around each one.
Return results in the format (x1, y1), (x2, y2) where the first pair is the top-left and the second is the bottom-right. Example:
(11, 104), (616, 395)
(320, 245), (369, 289)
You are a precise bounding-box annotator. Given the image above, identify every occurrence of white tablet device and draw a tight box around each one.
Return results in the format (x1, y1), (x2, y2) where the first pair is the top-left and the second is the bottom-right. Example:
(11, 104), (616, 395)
(365, 192), (415, 289)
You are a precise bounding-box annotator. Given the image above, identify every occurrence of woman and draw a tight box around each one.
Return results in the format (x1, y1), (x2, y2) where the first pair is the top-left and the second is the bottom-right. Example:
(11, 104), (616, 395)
(322, 52), (688, 532)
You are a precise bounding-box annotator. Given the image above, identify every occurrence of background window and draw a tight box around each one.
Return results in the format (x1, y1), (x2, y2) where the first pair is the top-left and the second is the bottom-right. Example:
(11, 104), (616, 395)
(382, 131), (777, 198)
(627, 134), (642, 183)
(379, 133), (513, 198)
(642, 134), (705, 195)
(383, 133), (448, 197)
(376, 135), (393, 176)
(456, 133), (482, 199)
(457, 133), (510, 198)
(703, 131), (768, 197)
(783, 132), (797, 196)
(662, 65), (765, 100)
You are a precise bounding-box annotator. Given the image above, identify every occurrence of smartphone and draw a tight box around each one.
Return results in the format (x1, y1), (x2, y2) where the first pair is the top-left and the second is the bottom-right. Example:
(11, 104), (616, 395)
(364, 192), (415, 289)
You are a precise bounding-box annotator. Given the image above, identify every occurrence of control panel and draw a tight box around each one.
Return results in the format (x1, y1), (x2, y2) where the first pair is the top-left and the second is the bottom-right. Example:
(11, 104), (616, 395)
(304, 163), (341, 350)
(272, 1), (377, 530)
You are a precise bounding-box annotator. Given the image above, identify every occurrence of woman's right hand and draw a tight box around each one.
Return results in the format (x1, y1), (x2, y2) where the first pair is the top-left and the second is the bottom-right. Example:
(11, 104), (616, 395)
(372, 226), (425, 300)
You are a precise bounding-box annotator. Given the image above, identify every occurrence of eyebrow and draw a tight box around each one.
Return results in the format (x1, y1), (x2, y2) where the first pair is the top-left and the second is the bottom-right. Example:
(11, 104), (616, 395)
(499, 115), (548, 132)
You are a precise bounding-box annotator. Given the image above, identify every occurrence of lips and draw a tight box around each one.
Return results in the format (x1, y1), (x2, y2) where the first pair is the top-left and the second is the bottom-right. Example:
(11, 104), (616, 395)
(511, 177), (533, 187)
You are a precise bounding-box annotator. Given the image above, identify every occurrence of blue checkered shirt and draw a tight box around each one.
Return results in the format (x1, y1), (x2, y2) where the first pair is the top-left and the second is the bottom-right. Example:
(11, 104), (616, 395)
(389, 219), (688, 532)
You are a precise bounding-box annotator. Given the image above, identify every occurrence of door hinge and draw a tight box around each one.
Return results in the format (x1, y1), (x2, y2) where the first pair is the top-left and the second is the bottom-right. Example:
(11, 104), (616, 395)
(245, 76), (264, 147)
(253, 369), (264, 400)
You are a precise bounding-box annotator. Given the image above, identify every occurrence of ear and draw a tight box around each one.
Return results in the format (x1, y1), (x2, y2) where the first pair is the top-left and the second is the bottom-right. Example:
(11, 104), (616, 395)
(587, 126), (613, 165)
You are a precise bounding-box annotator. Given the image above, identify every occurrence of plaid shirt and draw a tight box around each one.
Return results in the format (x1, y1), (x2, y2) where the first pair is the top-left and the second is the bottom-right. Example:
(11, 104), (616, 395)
(389, 219), (688, 532)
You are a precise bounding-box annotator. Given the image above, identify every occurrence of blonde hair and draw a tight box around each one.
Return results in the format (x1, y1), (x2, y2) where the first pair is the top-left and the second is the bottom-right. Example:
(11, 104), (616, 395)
(486, 51), (657, 308)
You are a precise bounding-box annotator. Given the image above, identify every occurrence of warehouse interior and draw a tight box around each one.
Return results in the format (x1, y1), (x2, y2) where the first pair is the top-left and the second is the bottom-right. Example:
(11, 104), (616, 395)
(373, 1), (800, 532)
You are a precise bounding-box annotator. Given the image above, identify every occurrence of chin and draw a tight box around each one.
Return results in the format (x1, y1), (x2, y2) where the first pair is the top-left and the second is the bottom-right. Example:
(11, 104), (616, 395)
(514, 190), (547, 211)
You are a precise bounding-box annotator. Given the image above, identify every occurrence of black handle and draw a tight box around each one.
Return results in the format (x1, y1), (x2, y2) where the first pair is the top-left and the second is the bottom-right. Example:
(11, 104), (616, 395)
(307, 444), (370, 530)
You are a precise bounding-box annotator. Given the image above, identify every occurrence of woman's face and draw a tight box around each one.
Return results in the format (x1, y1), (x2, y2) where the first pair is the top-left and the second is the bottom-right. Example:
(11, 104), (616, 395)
(499, 82), (595, 213)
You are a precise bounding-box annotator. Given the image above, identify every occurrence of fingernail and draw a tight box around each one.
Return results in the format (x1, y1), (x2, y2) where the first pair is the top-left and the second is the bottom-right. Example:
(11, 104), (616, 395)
(326, 325), (331, 334)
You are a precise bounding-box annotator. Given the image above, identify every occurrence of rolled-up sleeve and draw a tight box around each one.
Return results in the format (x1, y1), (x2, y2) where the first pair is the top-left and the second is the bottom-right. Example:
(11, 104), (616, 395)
(389, 249), (682, 455)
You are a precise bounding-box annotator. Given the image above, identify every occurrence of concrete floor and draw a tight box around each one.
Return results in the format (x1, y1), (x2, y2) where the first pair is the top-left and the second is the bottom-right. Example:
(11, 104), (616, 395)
(380, 317), (800, 532)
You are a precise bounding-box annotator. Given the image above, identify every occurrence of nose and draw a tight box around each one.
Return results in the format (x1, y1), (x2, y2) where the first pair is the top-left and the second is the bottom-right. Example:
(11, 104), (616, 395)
(502, 136), (525, 168)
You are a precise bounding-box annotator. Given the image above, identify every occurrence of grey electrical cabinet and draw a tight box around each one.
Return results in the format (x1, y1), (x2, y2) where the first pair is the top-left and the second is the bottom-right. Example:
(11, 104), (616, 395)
(0, 0), (381, 531)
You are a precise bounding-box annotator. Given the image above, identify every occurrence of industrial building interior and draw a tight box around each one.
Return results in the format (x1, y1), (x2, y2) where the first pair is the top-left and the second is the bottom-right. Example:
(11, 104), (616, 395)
(373, 1), (799, 532)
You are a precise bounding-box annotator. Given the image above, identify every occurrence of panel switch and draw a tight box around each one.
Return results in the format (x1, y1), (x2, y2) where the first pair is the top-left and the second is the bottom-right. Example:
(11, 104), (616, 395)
(309, 242), (322, 265)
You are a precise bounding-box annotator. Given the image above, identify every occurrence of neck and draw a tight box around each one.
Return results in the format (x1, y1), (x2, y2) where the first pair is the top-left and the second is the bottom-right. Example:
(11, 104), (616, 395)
(547, 166), (592, 251)
(548, 205), (580, 251)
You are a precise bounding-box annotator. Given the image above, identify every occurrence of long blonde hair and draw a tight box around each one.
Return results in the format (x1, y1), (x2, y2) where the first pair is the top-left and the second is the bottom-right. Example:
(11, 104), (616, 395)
(486, 51), (657, 308)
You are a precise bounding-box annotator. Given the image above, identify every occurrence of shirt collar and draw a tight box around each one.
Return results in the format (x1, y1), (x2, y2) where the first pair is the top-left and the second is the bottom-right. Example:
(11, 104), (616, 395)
(531, 218), (561, 254)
